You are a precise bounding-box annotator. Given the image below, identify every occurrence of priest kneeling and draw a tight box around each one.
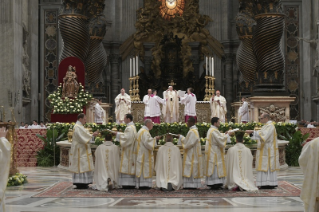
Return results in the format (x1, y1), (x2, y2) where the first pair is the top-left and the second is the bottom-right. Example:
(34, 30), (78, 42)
(92, 134), (120, 191)
(224, 132), (258, 191)
(155, 134), (182, 191)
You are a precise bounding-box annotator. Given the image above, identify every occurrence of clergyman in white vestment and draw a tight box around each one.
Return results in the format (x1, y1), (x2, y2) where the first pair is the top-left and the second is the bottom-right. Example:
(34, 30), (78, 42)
(143, 89), (165, 123)
(225, 132), (258, 191)
(239, 97), (249, 123)
(180, 87), (197, 123)
(115, 114), (137, 188)
(178, 117), (203, 188)
(115, 88), (131, 124)
(299, 137), (319, 212)
(162, 86), (179, 123)
(0, 127), (10, 212)
(94, 99), (105, 124)
(246, 113), (279, 188)
(210, 90), (227, 123)
(155, 134), (182, 191)
(205, 117), (231, 189)
(69, 114), (99, 189)
(92, 134), (120, 191)
(135, 119), (160, 188)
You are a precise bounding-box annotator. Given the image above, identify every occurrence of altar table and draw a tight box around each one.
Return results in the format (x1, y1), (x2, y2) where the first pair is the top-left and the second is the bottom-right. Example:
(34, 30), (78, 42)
(131, 101), (211, 123)
(57, 140), (289, 171)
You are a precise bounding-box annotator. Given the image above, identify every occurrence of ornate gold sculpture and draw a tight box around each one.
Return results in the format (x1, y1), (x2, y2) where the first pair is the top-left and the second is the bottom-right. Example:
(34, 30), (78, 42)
(203, 76), (215, 101)
(62, 65), (80, 98)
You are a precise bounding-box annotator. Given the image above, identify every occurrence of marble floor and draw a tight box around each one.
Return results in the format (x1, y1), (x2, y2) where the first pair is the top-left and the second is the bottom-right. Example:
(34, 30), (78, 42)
(4, 167), (304, 212)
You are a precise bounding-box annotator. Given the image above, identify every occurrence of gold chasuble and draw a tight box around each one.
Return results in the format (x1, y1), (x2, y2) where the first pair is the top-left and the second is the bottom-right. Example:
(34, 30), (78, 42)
(117, 123), (137, 175)
(135, 126), (156, 179)
(179, 126), (203, 178)
(205, 126), (228, 178)
(69, 121), (94, 173)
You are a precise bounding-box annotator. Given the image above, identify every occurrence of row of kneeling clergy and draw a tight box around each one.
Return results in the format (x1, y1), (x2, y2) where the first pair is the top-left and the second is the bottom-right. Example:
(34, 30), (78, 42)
(90, 137), (278, 192)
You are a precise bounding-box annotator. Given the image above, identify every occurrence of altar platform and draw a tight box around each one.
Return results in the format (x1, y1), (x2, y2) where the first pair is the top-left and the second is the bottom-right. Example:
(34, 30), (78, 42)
(131, 101), (211, 123)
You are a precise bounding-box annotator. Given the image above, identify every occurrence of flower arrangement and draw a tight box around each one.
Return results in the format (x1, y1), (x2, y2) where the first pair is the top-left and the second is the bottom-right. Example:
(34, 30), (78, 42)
(48, 83), (93, 114)
(7, 173), (27, 186)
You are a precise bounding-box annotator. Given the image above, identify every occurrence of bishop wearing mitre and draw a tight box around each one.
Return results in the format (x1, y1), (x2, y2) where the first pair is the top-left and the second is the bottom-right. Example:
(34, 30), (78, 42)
(180, 87), (197, 123)
(155, 134), (182, 191)
(69, 114), (99, 189)
(115, 88), (131, 124)
(162, 86), (179, 123)
(0, 127), (10, 212)
(205, 117), (231, 189)
(299, 137), (319, 212)
(114, 114), (137, 188)
(178, 117), (203, 188)
(246, 113), (279, 188)
(210, 90), (227, 123)
(135, 119), (160, 188)
(92, 134), (119, 191)
(225, 131), (258, 191)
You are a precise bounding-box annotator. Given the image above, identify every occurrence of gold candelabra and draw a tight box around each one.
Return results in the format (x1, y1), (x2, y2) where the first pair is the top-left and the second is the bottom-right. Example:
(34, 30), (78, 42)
(129, 76), (141, 101)
(203, 76), (215, 101)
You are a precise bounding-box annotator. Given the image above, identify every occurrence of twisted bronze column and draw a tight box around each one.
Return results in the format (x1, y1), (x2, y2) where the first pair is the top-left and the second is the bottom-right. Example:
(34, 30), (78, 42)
(59, 0), (90, 62)
(252, 0), (285, 93)
(236, 0), (257, 96)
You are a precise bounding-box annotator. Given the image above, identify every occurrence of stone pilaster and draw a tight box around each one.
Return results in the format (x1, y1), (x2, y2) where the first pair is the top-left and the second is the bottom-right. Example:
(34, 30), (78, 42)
(224, 53), (235, 121)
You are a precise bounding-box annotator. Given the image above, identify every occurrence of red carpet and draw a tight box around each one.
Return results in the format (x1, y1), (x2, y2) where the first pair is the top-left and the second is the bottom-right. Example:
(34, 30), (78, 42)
(33, 181), (300, 198)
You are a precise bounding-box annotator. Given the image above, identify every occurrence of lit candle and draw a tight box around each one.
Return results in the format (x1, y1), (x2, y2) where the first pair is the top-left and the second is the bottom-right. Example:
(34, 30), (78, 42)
(133, 57), (135, 77)
(130, 58), (132, 77)
(212, 57), (214, 76)
(136, 55), (138, 76)
(205, 56), (208, 75)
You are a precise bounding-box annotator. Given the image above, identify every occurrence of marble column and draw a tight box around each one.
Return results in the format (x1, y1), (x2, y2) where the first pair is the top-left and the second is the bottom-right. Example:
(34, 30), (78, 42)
(143, 43), (155, 76)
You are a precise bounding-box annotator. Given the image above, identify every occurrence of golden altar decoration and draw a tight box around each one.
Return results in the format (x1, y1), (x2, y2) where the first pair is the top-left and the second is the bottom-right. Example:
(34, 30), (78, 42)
(130, 101), (211, 123)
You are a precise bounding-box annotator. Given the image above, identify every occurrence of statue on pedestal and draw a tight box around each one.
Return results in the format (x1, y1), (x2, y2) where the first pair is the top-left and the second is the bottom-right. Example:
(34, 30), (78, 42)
(62, 65), (80, 98)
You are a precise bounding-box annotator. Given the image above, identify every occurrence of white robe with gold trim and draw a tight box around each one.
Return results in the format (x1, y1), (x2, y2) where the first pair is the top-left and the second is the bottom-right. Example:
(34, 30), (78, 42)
(155, 142), (182, 190)
(205, 126), (228, 179)
(299, 138), (319, 212)
(116, 122), (137, 176)
(92, 141), (120, 191)
(135, 126), (157, 179)
(115, 93), (131, 123)
(69, 121), (94, 174)
(162, 90), (179, 123)
(225, 143), (258, 191)
(252, 120), (279, 186)
(210, 95), (227, 123)
(0, 137), (11, 212)
(179, 126), (203, 179)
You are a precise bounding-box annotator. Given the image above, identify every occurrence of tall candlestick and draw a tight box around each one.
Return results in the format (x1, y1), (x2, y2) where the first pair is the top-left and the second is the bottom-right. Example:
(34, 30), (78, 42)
(130, 58), (132, 77)
(133, 57), (135, 77)
(136, 56), (138, 76)
(209, 57), (212, 76)
(212, 57), (214, 76)
(205, 56), (208, 75)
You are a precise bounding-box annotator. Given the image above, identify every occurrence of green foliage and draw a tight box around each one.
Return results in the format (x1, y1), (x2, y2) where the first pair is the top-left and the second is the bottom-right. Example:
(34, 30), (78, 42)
(281, 130), (310, 166)
(7, 173), (27, 187)
(36, 129), (66, 167)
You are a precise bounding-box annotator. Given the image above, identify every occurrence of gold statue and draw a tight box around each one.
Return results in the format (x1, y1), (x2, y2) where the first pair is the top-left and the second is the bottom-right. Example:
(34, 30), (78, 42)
(62, 65), (80, 98)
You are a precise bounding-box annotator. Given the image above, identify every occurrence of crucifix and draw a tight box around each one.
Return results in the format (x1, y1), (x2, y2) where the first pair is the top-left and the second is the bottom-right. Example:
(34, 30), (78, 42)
(168, 80), (176, 86)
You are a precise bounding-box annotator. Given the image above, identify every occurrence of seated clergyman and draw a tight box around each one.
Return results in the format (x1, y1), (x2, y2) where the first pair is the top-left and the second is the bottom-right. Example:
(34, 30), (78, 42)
(92, 134), (120, 191)
(224, 132), (258, 191)
(155, 134), (182, 191)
